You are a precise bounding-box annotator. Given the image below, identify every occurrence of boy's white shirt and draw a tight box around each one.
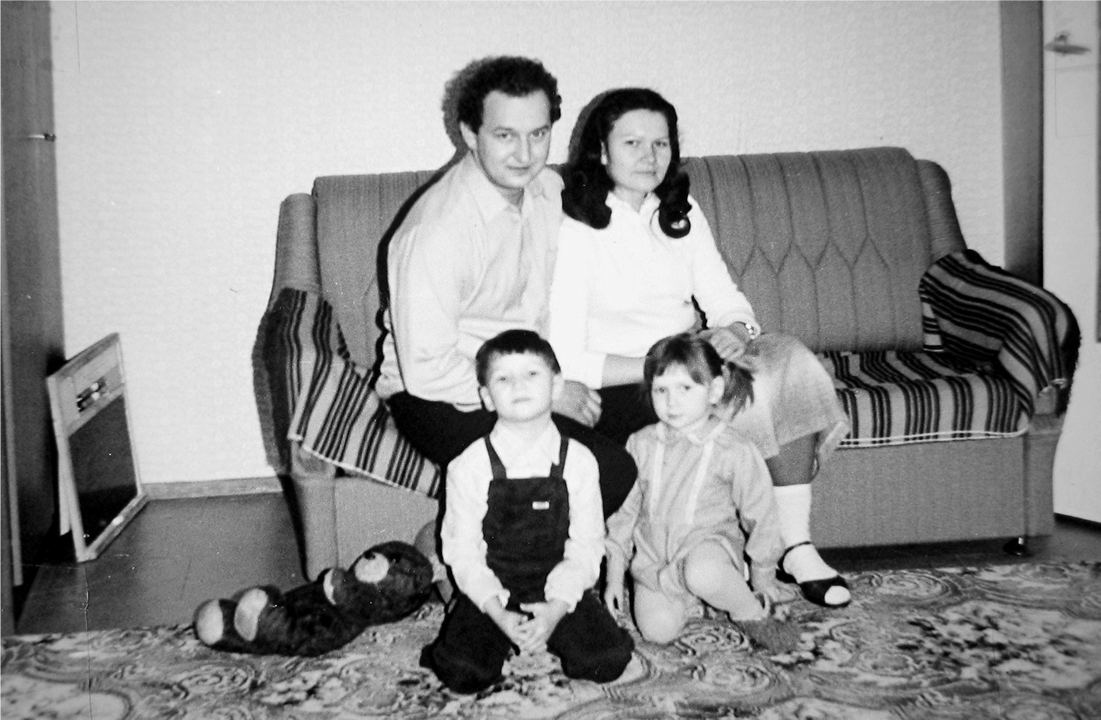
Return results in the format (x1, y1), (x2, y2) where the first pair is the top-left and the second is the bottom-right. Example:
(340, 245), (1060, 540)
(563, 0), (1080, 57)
(441, 420), (605, 613)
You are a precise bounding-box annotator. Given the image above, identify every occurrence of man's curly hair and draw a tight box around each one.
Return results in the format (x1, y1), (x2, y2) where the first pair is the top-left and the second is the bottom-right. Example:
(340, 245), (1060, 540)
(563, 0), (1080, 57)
(449, 56), (562, 133)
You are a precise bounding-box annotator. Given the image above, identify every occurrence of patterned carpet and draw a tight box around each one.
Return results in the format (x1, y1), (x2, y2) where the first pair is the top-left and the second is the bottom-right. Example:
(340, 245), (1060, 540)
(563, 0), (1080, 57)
(4, 562), (1101, 719)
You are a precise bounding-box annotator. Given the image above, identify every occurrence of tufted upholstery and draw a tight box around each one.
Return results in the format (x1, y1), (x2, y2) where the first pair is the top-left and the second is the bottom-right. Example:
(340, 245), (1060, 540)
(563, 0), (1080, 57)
(685, 148), (963, 351)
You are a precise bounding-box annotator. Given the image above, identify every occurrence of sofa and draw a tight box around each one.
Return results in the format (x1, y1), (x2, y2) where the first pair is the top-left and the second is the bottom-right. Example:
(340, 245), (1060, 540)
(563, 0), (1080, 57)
(255, 147), (1079, 581)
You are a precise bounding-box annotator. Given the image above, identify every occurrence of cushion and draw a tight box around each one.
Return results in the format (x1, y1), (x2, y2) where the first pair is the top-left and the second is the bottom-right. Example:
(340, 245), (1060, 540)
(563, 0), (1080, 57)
(822, 349), (1027, 447)
(684, 148), (945, 352)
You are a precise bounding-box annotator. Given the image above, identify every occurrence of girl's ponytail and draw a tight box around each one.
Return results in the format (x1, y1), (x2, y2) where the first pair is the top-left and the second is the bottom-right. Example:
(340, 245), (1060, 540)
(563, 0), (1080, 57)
(721, 361), (754, 415)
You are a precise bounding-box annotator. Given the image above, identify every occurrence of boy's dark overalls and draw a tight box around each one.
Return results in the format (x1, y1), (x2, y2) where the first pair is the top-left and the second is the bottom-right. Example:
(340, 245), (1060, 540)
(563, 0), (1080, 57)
(422, 437), (634, 694)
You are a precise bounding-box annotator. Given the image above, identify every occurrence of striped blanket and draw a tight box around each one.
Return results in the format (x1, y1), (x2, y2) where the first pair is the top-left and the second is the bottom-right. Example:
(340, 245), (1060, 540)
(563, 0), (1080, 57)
(256, 250), (1075, 496)
(256, 289), (441, 497)
(825, 349), (1024, 447)
(918, 249), (1078, 418)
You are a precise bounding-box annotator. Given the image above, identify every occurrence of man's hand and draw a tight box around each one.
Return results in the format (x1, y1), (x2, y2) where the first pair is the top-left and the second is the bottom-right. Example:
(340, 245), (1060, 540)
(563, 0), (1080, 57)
(517, 599), (569, 653)
(553, 380), (602, 427)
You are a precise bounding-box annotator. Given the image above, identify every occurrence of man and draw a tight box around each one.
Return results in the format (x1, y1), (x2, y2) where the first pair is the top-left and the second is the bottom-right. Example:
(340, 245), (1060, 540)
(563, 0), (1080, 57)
(376, 56), (635, 518)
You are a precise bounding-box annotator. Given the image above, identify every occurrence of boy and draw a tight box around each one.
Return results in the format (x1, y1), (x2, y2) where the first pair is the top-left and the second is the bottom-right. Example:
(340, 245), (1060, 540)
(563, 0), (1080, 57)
(420, 329), (634, 694)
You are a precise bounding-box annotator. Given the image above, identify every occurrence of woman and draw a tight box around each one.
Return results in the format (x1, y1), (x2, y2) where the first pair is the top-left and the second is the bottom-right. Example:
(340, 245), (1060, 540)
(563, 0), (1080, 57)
(548, 88), (851, 608)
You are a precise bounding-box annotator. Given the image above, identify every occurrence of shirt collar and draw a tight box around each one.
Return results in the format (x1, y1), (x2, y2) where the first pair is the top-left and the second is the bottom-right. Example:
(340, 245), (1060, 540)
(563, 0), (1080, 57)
(459, 152), (549, 221)
(489, 420), (562, 468)
(656, 415), (725, 446)
(605, 190), (661, 218)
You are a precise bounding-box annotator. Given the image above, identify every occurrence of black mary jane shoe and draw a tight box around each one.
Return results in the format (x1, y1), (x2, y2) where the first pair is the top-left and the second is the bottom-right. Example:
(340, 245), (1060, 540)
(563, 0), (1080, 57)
(777, 541), (851, 608)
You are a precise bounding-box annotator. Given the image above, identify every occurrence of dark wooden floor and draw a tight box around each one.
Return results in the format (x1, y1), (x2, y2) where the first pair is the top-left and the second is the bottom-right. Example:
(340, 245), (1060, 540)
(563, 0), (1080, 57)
(13, 493), (304, 635)
(10, 492), (1101, 636)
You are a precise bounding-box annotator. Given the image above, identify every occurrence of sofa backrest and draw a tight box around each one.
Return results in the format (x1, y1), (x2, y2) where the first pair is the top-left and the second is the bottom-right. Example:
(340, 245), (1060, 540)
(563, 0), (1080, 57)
(306, 146), (967, 368)
(312, 169), (441, 369)
(684, 147), (965, 352)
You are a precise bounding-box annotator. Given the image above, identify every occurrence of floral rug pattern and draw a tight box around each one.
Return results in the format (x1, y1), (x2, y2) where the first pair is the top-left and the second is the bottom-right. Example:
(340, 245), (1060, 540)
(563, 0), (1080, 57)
(4, 562), (1101, 719)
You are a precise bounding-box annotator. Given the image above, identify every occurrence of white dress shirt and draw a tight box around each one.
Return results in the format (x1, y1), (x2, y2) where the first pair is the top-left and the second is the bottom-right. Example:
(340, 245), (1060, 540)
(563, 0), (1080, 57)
(377, 154), (563, 408)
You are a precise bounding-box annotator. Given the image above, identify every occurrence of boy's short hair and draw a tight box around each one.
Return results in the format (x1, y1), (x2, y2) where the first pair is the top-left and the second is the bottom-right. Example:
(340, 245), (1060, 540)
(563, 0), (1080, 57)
(455, 56), (562, 132)
(475, 329), (561, 386)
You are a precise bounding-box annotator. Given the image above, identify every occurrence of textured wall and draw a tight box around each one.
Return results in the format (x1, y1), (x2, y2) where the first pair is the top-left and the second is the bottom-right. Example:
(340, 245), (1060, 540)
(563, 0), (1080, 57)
(48, 0), (1004, 484)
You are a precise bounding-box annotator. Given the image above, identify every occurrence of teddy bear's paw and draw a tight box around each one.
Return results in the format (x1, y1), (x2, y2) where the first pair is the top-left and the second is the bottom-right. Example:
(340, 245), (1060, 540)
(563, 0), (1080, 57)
(321, 569), (340, 604)
(234, 588), (272, 641)
(194, 599), (231, 646)
(352, 552), (391, 583)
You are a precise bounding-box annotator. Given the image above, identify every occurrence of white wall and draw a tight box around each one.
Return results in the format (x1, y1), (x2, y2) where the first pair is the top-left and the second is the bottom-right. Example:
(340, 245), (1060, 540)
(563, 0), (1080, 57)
(48, 0), (1006, 485)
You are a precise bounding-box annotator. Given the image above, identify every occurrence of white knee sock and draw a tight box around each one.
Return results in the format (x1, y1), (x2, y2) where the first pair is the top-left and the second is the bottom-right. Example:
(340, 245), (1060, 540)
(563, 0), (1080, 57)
(773, 484), (847, 602)
(774, 483), (813, 550)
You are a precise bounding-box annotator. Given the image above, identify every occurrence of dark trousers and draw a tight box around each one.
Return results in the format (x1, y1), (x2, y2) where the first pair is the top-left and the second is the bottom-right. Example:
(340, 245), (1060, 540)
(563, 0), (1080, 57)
(387, 392), (637, 518)
(421, 591), (634, 694)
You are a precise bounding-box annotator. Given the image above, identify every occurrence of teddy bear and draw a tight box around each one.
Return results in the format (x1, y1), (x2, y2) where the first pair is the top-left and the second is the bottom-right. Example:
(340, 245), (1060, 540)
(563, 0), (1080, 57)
(193, 540), (434, 656)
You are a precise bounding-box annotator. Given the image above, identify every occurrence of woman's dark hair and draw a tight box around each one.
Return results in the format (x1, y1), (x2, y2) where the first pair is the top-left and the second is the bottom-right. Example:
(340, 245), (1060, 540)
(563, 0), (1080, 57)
(562, 88), (691, 238)
(642, 333), (754, 414)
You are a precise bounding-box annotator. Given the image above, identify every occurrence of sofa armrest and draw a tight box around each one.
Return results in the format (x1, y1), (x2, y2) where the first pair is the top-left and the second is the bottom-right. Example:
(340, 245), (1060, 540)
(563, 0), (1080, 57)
(1032, 384), (1064, 416)
(268, 193), (321, 309)
(919, 249), (1080, 416)
(917, 160), (967, 259)
(254, 288), (321, 475)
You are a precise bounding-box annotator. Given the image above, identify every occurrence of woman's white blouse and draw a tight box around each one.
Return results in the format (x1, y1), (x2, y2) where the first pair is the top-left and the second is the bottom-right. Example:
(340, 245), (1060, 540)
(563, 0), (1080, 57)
(549, 192), (759, 387)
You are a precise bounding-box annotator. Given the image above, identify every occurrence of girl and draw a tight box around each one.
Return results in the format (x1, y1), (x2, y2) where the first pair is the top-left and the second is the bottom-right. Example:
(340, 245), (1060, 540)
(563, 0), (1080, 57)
(604, 334), (799, 653)
(549, 87), (850, 608)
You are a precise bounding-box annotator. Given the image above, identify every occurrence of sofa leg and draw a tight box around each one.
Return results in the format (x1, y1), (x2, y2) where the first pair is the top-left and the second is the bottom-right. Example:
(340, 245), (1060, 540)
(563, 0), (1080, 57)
(1003, 536), (1029, 557)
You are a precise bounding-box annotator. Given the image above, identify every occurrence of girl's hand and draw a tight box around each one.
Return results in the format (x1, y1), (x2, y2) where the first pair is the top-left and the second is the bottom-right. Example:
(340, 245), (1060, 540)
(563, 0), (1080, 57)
(750, 567), (795, 620)
(603, 579), (626, 614)
(517, 600), (569, 653)
(701, 324), (754, 362)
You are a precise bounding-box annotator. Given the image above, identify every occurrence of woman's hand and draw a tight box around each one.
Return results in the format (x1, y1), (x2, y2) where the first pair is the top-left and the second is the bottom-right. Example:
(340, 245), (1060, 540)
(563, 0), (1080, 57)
(553, 380), (602, 427)
(701, 323), (754, 362)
